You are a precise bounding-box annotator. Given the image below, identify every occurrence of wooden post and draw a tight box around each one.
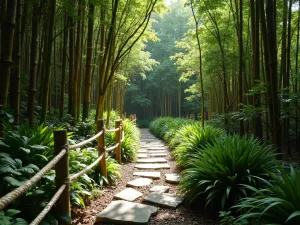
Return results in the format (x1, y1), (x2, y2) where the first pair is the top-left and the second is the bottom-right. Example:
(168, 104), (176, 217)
(54, 130), (70, 222)
(97, 119), (107, 178)
(115, 119), (122, 163)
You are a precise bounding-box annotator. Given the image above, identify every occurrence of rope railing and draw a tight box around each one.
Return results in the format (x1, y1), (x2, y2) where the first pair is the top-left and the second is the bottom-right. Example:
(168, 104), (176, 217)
(0, 148), (67, 211)
(106, 142), (120, 152)
(0, 116), (132, 225)
(29, 184), (66, 225)
(105, 127), (120, 133)
(69, 130), (104, 150)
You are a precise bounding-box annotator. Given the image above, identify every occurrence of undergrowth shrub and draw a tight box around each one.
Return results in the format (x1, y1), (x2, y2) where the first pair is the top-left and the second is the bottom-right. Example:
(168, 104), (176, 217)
(106, 119), (140, 162)
(149, 117), (192, 141)
(235, 166), (300, 225)
(172, 124), (224, 168)
(180, 135), (277, 211)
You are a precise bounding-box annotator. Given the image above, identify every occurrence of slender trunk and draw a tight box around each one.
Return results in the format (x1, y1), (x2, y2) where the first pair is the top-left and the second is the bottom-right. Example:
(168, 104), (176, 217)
(10, 0), (22, 124)
(0, 0), (17, 106)
(60, 13), (68, 118)
(40, 0), (56, 123)
(68, 1), (75, 116)
(27, 2), (39, 126)
(266, 0), (281, 155)
(295, 0), (300, 140)
(82, 2), (94, 121)
(239, 0), (244, 135)
(191, 0), (205, 128)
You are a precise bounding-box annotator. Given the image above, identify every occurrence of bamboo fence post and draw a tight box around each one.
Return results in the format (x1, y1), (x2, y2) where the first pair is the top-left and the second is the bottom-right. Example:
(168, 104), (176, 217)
(97, 119), (107, 178)
(53, 130), (70, 221)
(115, 119), (122, 163)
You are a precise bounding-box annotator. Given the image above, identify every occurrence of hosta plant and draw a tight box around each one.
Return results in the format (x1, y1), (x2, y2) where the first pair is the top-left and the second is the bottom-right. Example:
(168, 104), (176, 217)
(235, 166), (300, 225)
(0, 209), (28, 225)
(180, 135), (276, 211)
(172, 124), (224, 168)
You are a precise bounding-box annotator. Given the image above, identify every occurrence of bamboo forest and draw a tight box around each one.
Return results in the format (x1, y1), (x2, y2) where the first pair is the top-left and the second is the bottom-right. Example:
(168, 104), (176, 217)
(1, 0), (300, 224)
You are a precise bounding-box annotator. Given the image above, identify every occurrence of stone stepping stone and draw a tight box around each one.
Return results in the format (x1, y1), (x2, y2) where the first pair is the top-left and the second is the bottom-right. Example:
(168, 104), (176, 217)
(149, 153), (168, 157)
(148, 150), (166, 154)
(135, 163), (170, 170)
(95, 200), (158, 224)
(137, 153), (148, 158)
(127, 178), (152, 187)
(138, 149), (147, 153)
(150, 186), (170, 193)
(114, 188), (143, 201)
(133, 171), (161, 179)
(148, 147), (167, 150)
(144, 193), (184, 208)
(165, 173), (181, 184)
(137, 158), (167, 163)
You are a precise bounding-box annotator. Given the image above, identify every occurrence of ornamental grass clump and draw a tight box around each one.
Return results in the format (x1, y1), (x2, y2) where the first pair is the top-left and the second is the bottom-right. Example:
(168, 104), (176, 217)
(235, 166), (300, 225)
(172, 124), (224, 168)
(180, 135), (277, 211)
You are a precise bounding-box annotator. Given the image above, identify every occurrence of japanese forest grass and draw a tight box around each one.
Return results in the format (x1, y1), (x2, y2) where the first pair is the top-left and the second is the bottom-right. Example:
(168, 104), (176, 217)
(180, 135), (277, 212)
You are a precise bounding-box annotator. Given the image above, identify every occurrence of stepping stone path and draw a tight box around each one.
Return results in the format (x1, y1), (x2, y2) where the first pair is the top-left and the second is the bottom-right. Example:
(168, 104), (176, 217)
(96, 129), (184, 224)
(150, 185), (170, 193)
(144, 193), (184, 208)
(137, 153), (148, 158)
(95, 200), (158, 224)
(165, 173), (181, 184)
(137, 158), (167, 163)
(127, 178), (152, 187)
(133, 171), (161, 179)
(114, 188), (143, 201)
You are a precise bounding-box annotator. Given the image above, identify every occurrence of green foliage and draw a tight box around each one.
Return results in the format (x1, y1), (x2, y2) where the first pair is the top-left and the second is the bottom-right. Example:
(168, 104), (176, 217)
(235, 166), (300, 225)
(106, 119), (140, 162)
(219, 211), (247, 225)
(0, 209), (28, 225)
(179, 135), (277, 211)
(149, 117), (193, 141)
(172, 124), (224, 168)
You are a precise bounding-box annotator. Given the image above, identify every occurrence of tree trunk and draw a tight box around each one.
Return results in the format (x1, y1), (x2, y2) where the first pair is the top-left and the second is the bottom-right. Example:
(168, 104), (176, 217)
(82, 2), (94, 121)
(40, 0), (56, 123)
(27, 2), (39, 126)
(0, 0), (17, 107)
(60, 12), (68, 118)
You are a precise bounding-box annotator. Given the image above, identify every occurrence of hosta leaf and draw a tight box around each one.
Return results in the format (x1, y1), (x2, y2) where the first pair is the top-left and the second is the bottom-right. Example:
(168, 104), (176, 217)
(19, 147), (30, 154)
(14, 218), (28, 225)
(3, 176), (25, 187)
(5, 209), (21, 217)
(0, 216), (12, 225)
(0, 167), (22, 176)
(26, 164), (40, 172)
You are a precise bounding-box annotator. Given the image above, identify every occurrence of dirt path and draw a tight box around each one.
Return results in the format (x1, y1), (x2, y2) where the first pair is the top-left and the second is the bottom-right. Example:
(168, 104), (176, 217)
(72, 129), (217, 225)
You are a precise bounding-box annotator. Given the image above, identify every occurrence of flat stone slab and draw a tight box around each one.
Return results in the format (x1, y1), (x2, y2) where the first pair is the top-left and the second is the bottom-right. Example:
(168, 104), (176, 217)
(127, 178), (152, 187)
(135, 163), (170, 170)
(96, 200), (158, 224)
(133, 171), (161, 179)
(137, 158), (167, 163)
(144, 193), (184, 208)
(165, 173), (181, 184)
(137, 153), (148, 158)
(138, 150), (147, 153)
(149, 153), (168, 157)
(148, 147), (167, 150)
(114, 188), (143, 201)
(148, 150), (166, 154)
(150, 186), (170, 193)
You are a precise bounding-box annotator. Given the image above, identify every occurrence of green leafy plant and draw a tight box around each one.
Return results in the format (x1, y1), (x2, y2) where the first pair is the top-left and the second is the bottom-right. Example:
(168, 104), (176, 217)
(172, 124), (224, 168)
(235, 166), (300, 225)
(180, 135), (277, 211)
(0, 209), (28, 225)
(219, 211), (247, 225)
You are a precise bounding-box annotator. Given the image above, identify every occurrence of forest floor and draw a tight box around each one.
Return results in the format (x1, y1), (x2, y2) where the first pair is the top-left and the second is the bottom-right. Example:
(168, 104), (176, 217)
(72, 129), (218, 225)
